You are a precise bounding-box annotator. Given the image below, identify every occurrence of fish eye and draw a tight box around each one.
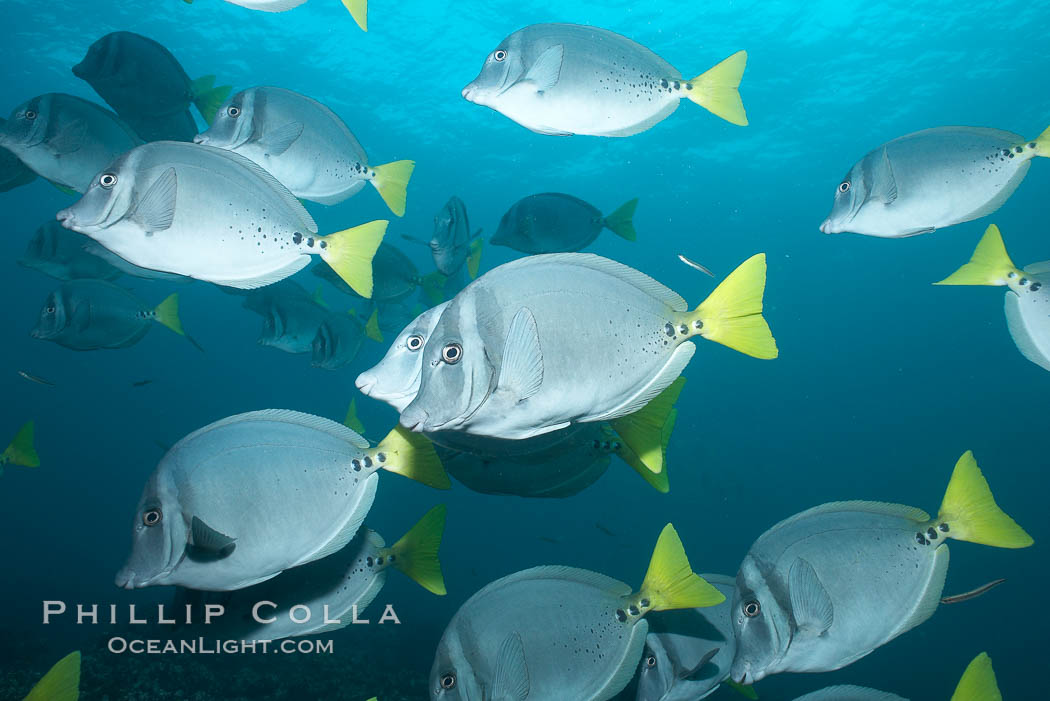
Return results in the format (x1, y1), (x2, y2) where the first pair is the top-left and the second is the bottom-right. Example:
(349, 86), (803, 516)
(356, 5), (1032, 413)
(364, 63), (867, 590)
(441, 343), (463, 364)
(24, 109), (37, 120)
(440, 673), (456, 689)
(227, 105), (241, 118)
(45, 306), (55, 314)
(406, 334), (424, 352)
(645, 655), (657, 668)
(838, 181), (850, 193)
(493, 49), (507, 62)
(142, 509), (162, 527)
(99, 173), (118, 189)
(743, 600), (761, 618)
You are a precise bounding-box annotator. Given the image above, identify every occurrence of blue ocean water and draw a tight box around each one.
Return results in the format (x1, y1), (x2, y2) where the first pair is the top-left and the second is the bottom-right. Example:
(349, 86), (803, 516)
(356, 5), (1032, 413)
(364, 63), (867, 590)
(0, 0), (1046, 698)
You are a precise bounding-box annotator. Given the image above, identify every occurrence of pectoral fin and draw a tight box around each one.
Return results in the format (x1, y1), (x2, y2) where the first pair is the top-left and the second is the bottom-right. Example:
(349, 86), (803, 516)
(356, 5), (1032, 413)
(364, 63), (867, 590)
(496, 307), (543, 401)
(48, 120), (87, 154)
(523, 44), (564, 93)
(491, 633), (530, 701)
(259, 121), (303, 156)
(132, 167), (178, 232)
(187, 516), (236, 560)
(789, 557), (834, 636)
(681, 647), (720, 681)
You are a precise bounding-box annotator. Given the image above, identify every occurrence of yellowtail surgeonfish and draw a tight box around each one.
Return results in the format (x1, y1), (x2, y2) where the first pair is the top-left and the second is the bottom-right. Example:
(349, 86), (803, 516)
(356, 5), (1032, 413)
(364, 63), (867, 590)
(730, 452), (1032, 685)
(429, 524), (724, 701)
(462, 24), (747, 136)
(22, 650), (80, 701)
(1, 421), (39, 478)
(935, 224), (1050, 371)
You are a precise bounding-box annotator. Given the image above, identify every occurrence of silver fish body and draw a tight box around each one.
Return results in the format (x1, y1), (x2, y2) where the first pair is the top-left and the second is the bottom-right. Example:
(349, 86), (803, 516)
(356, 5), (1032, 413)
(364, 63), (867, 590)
(492, 193), (632, 253)
(0, 93), (142, 192)
(821, 127), (1044, 238)
(19, 221), (123, 281)
(0, 119), (37, 192)
(116, 410), (383, 591)
(429, 196), (477, 275)
(791, 687), (908, 701)
(312, 312), (366, 369)
(463, 24), (729, 137)
(356, 302), (449, 411)
(245, 281), (329, 354)
(31, 279), (169, 350)
(1003, 263), (1050, 371)
(636, 575), (736, 701)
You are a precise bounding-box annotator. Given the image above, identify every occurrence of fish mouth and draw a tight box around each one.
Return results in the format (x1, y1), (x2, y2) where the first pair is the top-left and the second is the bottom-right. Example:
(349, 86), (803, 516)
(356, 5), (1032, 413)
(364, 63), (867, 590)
(56, 208), (77, 229)
(192, 134), (208, 145)
(354, 372), (377, 395)
(71, 61), (87, 78)
(30, 327), (46, 340)
(114, 567), (139, 590)
(819, 218), (839, 234)
(399, 411), (429, 433)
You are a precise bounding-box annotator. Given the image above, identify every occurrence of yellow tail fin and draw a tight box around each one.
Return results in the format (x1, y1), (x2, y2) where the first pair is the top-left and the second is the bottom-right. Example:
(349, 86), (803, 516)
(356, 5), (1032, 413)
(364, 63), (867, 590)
(613, 406), (675, 493)
(950, 652), (1001, 701)
(684, 51), (748, 126)
(153, 293), (185, 336)
(375, 426), (450, 489)
(639, 524), (724, 612)
(388, 504), (447, 595)
(341, 0), (368, 31)
(936, 451), (1033, 549)
(320, 220), (388, 298)
(725, 681), (759, 700)
(690, 253), (777, 359)
(603, 198), (638, 241)
(3, 421), (39, 468)
(370, 160), (415, 216)
(190, 76), (232, 125)
(24, 650), (80, 701)
(364, 307), (383, 342)
(934, 224), (1017, 286)
(312, 285), (329, 309)
(343, 398), (366, 434)
(467, 236), (484, 279)
(1033, 124), (1050, 158)
(611, 377), (685, 476)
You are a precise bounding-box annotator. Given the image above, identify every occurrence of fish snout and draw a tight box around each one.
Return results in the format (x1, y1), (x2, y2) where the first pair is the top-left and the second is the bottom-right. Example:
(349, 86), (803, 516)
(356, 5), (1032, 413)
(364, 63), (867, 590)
(354, 371), (377, 396)
(192, 133), (208, 145)
(819, 218), (837, 234)
(55, 208), (75, 229)
(114, 567), (137, 590)
(399, 406), (430, 433)
(461, 83), (478, 103)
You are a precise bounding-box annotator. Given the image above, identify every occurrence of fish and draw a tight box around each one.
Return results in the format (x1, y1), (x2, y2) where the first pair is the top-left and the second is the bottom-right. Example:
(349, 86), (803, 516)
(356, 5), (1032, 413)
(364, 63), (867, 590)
(462, 23), (747, 136)
(1, 421), (40, 478)
(935, 224), (1050, 371)
(729, 451), (1032, 685)
(636, 574), (737, 701)
(429, 524), (723, 701)
(19, 220), (123, 281)
(0, 119), (37, 192)
(789, 651), (1002, 701)
(31, 280), (186, 351)
(356, 302), (451, 412)
(820, 126), (1050, 237)
(18, 371), (53, 387)
(195, 86), (411, 214)
(21, 650), (80, 701)
(175, 505), (445, 642)
(941, 578), (1006, 605)
(244, 280), (331, 354)
(312, 309), (380, 369)
(400, 252), (776, 441)
(116, 410), (448, 591)
(403, 196), (483, 277)
(200, 0), (368, 32)
(492, 194), (638, 253)
(72, 31), (231, 139)
(0, 93), (142, 193)
(312, 243), (445, 304)
(131, 379), (153, 388)
(55, 141), (386, 295)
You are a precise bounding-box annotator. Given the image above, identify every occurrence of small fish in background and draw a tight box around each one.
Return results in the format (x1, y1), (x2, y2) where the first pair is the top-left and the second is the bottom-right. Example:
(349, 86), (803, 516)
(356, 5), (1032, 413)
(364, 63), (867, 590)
(174, 505), (446, 643)
(403, 196), (484, 278)
(789, 650), (1001, 701)
(821, 125), (1050, 237)
(429, 524), (724, 701)
(244, 280), (331, 354)
(492, 194), (638, 254)
(311, 309), (381, 369)
(636, 575), (739, 701)
(595, 522), (616, 537)
(935, 224), (1050, 371)
(0, 118), (36, 192)
(31, 280), (186, 351)
(131, 379), (153, 388)
(72, 31), (231, 140)
(462, 23), (747, 136)
(1, 421), (39, 478)
(730, 451), (1032, 685)
(400, 253), (776, 440)
(941, 578), (1006, 605)
(196, 86), (410, 213)
(186, 0), (368, 32)
(21, 650), (80, 701)
(116, 410), (448, 591)
(0, 93), (142, 193)
(18, 371), (54, 387)
(356, 302), (450, 412)
(56, 141), (386, 296)
(19, 221), (123, 281)
(312, 243), (446, 313)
